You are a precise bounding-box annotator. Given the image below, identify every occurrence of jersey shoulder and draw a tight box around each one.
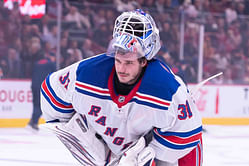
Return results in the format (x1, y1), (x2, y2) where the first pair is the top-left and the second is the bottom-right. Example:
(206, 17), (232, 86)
(76, 54), (114, 88)
(139, 59), (180, 101)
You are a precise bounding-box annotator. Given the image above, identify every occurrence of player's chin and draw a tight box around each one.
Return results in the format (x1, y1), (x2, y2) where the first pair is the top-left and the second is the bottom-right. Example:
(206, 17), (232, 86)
(118, 77), (130, 84)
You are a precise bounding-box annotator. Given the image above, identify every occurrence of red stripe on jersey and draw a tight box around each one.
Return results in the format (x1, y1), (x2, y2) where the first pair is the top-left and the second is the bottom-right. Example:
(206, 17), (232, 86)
(135, 93), (170, 106)
(162, 132), (202, 144)
(197, 143), (202, 166)
(41, 80), (73, 109)
(75, 82), (109, 94)
(178, 141), (203, 166)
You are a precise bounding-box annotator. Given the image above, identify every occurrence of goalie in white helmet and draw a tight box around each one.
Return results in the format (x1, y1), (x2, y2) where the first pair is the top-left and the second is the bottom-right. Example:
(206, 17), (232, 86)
(41, 9), (203, 166)
(109, 9), (161, 60)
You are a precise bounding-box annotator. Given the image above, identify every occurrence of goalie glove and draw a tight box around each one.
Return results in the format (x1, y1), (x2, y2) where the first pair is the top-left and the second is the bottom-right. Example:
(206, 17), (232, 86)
(118, 137), (156, 166)
(40, 113), (107, 166)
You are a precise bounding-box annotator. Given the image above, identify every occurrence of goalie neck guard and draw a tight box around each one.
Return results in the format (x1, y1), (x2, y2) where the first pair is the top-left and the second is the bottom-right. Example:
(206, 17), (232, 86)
(107, 9), (161, 60)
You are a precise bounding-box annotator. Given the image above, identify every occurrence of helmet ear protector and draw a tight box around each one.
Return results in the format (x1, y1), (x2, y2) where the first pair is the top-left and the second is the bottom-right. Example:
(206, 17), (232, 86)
(107, 9), (161, 60)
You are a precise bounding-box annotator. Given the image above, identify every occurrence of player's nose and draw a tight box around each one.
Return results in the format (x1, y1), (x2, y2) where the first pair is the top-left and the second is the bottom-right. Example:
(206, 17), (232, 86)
(118, 63), (127, 73)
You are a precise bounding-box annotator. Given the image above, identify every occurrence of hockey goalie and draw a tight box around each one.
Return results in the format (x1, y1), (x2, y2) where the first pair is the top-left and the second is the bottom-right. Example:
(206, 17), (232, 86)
(40, 9), (203, 166)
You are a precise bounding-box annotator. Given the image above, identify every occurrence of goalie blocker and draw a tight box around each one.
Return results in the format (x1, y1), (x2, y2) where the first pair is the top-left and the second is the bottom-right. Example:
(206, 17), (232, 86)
(40, 113), (156, 166)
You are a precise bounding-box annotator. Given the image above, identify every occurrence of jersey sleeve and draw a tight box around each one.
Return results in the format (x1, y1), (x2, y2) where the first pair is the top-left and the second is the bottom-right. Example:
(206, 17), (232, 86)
(40, 61), (81, 123)
(149, 75), (203, 163)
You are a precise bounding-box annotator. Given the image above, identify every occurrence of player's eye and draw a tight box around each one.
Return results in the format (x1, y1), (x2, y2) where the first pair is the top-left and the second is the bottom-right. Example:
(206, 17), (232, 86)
(125, 61), (133, 65)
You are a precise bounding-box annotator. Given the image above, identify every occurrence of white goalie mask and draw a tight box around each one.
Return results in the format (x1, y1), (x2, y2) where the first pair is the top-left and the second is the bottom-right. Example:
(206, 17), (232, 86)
(107, 9), (161, 60)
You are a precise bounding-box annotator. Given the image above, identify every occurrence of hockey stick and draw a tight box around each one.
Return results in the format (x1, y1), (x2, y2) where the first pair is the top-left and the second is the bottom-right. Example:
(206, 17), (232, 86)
(190, 72), (223, 97)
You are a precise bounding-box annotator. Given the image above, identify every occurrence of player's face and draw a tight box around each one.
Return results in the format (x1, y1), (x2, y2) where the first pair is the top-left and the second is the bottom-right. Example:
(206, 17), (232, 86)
(115, 52), (146, 85)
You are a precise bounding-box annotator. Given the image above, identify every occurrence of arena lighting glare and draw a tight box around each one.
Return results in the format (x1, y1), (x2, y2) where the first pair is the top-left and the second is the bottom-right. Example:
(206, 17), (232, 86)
(3, 0), (46, 19)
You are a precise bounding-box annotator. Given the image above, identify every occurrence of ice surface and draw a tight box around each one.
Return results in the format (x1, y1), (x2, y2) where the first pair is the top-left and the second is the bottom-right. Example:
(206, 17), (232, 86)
(0, 125), (249, 166)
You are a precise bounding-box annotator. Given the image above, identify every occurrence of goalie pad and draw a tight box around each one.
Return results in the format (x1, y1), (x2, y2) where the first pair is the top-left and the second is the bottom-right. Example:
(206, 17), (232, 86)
(40, 113), (107, 166)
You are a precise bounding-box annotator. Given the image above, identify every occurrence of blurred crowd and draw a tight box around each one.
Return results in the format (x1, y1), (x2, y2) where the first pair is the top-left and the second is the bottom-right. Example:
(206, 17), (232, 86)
(0, 0), (248, 84)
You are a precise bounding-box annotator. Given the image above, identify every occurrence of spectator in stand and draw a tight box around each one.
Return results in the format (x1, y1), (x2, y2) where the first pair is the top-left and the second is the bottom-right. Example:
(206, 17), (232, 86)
(231, 49), (246, 84)
(177, 60), (196, 83)
(0, 1), (10, 18)
(244, 37), (249, 59)
(203, 35), (214, 60)
(136, 0), (145, 6)
(222, 68), (234, 84)
(240, 21), (249, 57)
(42, 25), (58, 49)
(106, 8), (117, 23)
(213, 49), (229, 72)
(30, 24), (42, 41)
(7, 1), (22, 43)
(0, 58), (7, 78)
(183, 25), (198, 65)
(105, 8), (117, 32)
(143, 0), (155, 8)
(205, 14), (218, 33)
(26, 52), (56, 131)
(93, 23), (111, 48)
(38, 14), (51, 37)
(79, 4), (94, 33)
(229, 21), (242, 46)
(114, 0), (140, 12)
(169, 23), (179, 56)
(91, 8), (106, 28)
(66, 40), (82, 66)
(60, 37), (69, 68)
(180, 0), (199, 18)
(160, 22), (173, 47)
(20, 24), (32, 44)
(244, 59), (249, 84)
(215, 28), (227, 53)
(19, 39), (31, 78)
(44, 41), (55, 58)
(202, 0), (211, 12)
(216, 15), (227, 30)
(12, 37), (22, 54)
(157, 51), (172, 66)
(0, 30), (8, 61)
(225, 2), (237, 25)
(81, 38), (95, 59)
(155, 0), (167, 13)
(156, 44), (179, 75)
(245, 0), (249, 15)
(203, 58), (218, 80)
(6, 48), (21, 78)
(22, 38), (43, 78)
(236, 2), (246, 15)
(64, 5), (91, 30)
(224, 28), (240, 53)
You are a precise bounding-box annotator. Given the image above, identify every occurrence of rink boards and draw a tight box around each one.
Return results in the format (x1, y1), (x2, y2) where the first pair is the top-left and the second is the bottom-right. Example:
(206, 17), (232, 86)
(0, 80), (249, 127)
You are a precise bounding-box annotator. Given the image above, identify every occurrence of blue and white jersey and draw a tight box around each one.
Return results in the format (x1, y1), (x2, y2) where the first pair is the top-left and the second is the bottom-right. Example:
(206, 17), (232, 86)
(41, 54), (202, 163)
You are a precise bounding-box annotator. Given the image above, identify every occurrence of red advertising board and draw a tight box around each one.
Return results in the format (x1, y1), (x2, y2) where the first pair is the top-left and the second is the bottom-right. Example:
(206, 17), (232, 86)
(3, 0), (46, 18)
